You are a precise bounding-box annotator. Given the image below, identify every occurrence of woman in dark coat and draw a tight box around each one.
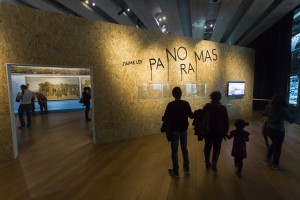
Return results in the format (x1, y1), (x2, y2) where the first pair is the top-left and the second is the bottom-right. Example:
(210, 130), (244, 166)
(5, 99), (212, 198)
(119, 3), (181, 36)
(201, 91), (229, 172)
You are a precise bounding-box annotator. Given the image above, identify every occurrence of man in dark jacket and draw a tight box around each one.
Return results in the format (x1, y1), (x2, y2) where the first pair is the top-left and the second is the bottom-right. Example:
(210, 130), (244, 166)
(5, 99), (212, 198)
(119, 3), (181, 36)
(163, 87), (194, 178)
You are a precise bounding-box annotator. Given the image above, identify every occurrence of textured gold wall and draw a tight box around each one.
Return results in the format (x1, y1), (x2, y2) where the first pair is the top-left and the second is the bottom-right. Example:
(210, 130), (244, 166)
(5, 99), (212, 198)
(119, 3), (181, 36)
(0, 4), (255, 160)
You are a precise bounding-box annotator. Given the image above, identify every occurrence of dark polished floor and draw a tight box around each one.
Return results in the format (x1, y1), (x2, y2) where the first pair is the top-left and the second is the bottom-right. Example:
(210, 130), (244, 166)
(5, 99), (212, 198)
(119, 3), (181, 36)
(0, 111), (300, 200)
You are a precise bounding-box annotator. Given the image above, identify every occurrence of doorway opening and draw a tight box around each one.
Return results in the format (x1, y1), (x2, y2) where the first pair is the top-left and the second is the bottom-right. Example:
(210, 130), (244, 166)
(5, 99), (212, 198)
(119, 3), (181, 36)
(6, 64), (95, 159)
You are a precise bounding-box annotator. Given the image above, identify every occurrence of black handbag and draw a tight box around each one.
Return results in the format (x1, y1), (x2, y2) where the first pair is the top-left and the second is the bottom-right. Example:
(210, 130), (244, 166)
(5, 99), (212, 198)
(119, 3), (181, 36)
(79, 97), (84, 104)
(160, 117), (172, 142)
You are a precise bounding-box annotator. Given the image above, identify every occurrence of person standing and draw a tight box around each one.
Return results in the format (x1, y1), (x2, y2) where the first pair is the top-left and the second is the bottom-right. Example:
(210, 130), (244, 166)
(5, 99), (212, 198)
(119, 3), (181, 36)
(163, 87), (194, 178)
(226, 119), (250, 178)
(35, 91), (48, 114)
(82, 87), (91, 121)
(201, 91), (229, 173)
(31, 94), (36, 116)
(16, 85), (34, 128)
(262, 94), (295, 170)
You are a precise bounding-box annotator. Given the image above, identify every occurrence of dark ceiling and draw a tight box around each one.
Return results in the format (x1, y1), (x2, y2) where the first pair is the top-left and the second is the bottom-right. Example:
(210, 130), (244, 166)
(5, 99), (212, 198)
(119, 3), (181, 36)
(2, 0), (300, 46)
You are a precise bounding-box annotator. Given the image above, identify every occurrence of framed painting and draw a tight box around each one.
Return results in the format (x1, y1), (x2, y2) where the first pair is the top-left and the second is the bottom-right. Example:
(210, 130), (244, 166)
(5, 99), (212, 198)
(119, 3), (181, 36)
(26, 76), (80, 100)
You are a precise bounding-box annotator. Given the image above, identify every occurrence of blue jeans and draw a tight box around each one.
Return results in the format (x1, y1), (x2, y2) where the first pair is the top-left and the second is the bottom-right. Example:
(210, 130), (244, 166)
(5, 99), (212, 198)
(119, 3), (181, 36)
(171, 131), (189, 174)
(267, 127), (285, 165)
(18, 104), (32, 127)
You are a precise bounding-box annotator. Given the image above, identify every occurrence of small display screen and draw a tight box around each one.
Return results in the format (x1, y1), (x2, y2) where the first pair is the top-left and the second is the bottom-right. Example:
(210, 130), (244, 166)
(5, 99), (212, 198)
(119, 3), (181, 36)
(228, 81), (245, 96)
(288, 75), (299, 105)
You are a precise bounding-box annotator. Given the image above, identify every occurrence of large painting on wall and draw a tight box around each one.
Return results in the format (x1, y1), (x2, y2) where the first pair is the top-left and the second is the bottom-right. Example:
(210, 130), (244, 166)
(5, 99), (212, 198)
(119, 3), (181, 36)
(81, 77), (91, 89)
(26, 77), (80, 100)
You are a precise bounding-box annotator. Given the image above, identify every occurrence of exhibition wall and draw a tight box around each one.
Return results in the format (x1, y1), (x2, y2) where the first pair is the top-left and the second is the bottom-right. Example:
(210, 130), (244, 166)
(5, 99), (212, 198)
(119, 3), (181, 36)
(0, 4), (255, 160)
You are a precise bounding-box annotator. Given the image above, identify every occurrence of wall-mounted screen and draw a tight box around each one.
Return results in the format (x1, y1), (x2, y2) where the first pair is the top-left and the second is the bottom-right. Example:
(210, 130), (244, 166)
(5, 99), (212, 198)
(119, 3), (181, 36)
(289, 7), (300, 105)
(228, 81), (245, 97)
(288, 75), (299, 105)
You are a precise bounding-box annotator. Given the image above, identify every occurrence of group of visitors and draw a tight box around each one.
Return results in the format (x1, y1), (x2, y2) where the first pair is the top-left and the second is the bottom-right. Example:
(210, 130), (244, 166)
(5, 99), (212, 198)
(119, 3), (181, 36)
(16, 84), (92, 129)
(162, 87), (296, 179)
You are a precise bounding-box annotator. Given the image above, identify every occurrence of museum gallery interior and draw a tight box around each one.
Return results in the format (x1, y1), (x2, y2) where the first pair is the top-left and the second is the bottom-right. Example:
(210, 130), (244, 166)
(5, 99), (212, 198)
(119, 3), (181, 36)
(0, 1), (300, 199)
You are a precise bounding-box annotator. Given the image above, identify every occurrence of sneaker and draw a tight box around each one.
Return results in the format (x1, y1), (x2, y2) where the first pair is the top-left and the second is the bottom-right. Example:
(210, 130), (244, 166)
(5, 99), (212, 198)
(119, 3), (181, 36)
(212, 166), (218, 173)
(184, 168), (190, 175)
(205, 163), (211, 170)
(271, 164), (284, 170)
(168, 169), (180, 178)
(264, 156), (272, 165)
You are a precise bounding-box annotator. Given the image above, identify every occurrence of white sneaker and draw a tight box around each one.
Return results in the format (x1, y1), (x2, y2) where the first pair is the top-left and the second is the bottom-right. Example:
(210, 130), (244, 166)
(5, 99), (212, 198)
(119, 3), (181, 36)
(271, 164), (284, 170)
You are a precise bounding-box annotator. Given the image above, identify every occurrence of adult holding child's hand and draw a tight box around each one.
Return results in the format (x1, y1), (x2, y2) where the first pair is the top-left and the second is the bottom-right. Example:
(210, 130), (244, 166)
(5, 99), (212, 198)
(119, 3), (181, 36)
(200, 91), (229, 173)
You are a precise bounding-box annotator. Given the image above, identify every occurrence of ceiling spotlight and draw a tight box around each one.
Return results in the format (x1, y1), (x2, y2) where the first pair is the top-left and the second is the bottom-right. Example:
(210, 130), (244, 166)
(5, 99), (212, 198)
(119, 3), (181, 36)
(85, 0), (89, 4)
(210, 24), (213, 27)
(118, 9), (125, 16)
(163, 16), (166, 20)
(127, 8), (130, 12)
(92, 2), (95, 6)
(204, 26), (207, 29)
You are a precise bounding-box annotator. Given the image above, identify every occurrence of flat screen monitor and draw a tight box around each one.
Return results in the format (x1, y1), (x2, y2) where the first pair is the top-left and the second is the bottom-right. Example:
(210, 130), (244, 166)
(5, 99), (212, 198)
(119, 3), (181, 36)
(228, 81), (245, 97)
(288, 75), (299, 105)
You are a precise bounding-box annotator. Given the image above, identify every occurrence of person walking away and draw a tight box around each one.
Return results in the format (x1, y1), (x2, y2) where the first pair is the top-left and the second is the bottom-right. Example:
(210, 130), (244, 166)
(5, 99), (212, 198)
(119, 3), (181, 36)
(35, 91), (48, 114)
(201, 91), (229, 173)
(226, 119), (250, 178)
(262, 94), (295, 170)
(31, 94), (36, 116)
(261, 116), (270, 149)
(16, 85), (34, 128)
(82, 87), (91, 121)
(162, 87), (194, 178)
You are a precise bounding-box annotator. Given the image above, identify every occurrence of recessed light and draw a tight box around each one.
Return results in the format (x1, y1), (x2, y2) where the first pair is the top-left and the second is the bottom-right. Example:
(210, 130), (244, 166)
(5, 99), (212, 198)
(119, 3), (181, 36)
(210, 24), (213, 27)
(204, 26), (207, 29)
(92, 3), (95, 6)
(127, 8), (130, 12)
(85, 0), (89, 4)
(163, 16), (166, 20)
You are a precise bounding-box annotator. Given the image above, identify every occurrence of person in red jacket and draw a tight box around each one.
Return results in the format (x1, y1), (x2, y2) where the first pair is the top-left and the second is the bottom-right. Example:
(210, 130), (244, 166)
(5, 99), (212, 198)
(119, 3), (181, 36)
(201, 91), (229, 173)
